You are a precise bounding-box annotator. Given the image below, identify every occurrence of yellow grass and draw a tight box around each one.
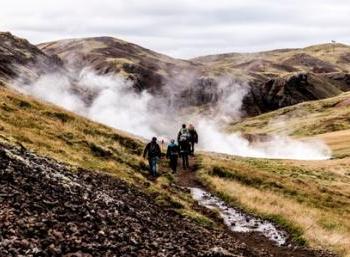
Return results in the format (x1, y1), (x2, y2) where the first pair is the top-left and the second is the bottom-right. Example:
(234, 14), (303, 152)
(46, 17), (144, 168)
(198, 152), (350, 256)
(194, 43), (350, 75)
(203, 175), (350, 256)
(229, 92), (350, 142)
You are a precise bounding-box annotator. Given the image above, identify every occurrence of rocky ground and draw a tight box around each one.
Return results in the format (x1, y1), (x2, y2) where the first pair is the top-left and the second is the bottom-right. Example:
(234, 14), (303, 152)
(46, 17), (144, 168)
(0, 143), (335, 257)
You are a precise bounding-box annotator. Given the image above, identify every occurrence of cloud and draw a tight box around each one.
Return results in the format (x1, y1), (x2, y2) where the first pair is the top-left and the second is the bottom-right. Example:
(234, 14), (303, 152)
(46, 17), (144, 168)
(0, 0), (349, 58)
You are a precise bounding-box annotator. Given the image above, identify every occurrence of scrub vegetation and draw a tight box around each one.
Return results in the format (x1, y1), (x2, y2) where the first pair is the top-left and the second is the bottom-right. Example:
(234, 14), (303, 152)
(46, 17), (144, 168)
(197, 148), (350, 256)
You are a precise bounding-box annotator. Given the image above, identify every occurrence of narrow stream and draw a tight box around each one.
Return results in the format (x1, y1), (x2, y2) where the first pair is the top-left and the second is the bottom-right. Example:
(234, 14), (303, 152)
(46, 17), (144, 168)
(190, 187), (288, 246)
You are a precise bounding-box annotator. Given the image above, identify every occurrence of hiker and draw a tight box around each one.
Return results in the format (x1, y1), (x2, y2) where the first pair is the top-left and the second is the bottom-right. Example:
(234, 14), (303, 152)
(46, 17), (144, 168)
(188, 124), (198, 155)
(177, 124), (190, 144)
(143, 137), (161, 177)
(166, 139), (180, 173)
(178, 124), (191, 169)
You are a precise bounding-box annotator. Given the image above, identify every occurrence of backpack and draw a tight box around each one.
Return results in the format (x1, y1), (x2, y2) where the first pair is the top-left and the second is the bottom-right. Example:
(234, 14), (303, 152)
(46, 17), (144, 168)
(179, 128), (190, 142)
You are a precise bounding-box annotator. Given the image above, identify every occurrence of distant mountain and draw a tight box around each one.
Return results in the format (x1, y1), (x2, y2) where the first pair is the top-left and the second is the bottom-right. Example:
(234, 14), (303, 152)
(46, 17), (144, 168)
(1, 32), (350, 117)
(38, 37), (350, 116)
(38, 37), (198, 93)
(0, 32), (63, 86)
(192, 43), (350, 114)
(193, 43), (350, 75)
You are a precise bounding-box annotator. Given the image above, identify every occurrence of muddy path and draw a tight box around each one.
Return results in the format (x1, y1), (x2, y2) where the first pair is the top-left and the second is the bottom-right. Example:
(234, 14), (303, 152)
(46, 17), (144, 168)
(174, 155), (201, 188)
(168, 154), (335, 257)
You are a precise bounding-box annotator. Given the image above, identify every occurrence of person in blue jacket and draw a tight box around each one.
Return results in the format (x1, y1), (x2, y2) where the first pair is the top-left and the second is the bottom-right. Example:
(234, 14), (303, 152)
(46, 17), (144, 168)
(166, 139), (180, 173)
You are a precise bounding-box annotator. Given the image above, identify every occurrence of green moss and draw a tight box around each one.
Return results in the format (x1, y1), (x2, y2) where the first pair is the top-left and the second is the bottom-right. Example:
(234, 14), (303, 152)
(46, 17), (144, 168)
(266, 214), (307, 246)
(82, 128), (143, 155)
(177, 209), (214, 227)
(211, 165), (264, 187)
(43, 111), (74, 123)
(155, 194), (184, 209)
(89, 142), (113, 158)
(1, 103), (16, 112)
(57, 132), (75, 145)
(318, 218), (341, 231)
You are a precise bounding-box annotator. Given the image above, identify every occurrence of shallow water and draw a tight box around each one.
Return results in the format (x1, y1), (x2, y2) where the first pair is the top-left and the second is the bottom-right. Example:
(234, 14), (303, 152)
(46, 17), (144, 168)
(190, 187), (288, 246)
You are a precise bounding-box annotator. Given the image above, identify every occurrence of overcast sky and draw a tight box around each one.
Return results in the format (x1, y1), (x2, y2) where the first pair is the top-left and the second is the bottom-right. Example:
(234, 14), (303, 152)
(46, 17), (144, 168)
(1, 0), (349, 58)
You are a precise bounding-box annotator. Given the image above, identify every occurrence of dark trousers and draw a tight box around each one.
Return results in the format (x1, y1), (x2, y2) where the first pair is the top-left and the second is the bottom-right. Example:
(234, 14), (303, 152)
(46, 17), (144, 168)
(169, 155), (178, 172)
(181, 153), (189, 169)
(190, 141), (195, 154)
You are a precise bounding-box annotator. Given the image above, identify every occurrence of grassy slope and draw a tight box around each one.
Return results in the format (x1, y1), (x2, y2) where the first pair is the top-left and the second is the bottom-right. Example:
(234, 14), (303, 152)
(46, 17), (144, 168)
(229, 92), (350, 154)
(229, 90), (350, 158)
(193, 43), (350, 79)
(2, 84), (350, 255)
(0, 85), (212, 227)
(196, 95), (350, 256)
(197, 154), (350, 255)
(38, 37), (193, 82)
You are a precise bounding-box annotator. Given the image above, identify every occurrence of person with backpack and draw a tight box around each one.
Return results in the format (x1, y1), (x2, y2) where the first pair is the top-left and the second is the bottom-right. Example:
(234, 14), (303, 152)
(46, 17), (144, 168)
(143, 137), (161, 177)
(188, 124), (198, 155)
(166, 139), (180, 173)
(177, 124), (191, 170)
(177, 124), (189, 143)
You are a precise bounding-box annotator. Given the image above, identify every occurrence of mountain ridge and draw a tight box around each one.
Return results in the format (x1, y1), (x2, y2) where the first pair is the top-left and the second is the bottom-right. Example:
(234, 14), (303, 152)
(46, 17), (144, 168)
(34, 35), (350, 116)
(191, 42), (349, 61)
(1, 31), (350, 118)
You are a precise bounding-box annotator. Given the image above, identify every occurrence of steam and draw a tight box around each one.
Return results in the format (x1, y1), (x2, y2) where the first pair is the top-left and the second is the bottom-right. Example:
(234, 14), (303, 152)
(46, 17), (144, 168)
(16, 73), (86, 114)
(14, 70), (158, 138)
(198, 120), (330, 160)
(12, 69), (331, 160)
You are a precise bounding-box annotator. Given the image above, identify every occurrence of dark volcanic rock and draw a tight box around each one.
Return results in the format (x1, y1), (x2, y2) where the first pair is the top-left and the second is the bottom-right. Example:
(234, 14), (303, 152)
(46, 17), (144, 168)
(178, 77), (223, 107)
(243, 72), (350, 116)
(0, 143), (244, 257)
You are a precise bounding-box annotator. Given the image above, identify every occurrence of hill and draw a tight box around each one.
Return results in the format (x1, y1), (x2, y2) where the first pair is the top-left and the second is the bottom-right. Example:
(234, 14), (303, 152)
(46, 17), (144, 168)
(0, 32), (63, 86)
(1, 32), (350, 118)
(38, 37), (195, 93)
(228, 91), (350, 157)
(193, 43), (350, 115)
(0, 85), (335, 257)
(38, 37), (350, 116)
(193, 43), (350, 75)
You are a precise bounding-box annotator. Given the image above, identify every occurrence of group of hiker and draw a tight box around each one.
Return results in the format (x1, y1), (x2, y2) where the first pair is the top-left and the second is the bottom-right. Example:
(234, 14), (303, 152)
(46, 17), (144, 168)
(143, 124), (198, 177)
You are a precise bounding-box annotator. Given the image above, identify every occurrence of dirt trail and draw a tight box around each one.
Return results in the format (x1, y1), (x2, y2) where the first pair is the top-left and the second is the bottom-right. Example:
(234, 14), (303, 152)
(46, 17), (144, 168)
(170, 154), (335, 257)
(174, 155), (201, 188)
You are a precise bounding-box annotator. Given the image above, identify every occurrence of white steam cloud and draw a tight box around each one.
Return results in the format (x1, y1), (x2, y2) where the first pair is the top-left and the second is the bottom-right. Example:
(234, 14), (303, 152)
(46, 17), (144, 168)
(12, 70), (331, 160)
(198, 120), (330, 160)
